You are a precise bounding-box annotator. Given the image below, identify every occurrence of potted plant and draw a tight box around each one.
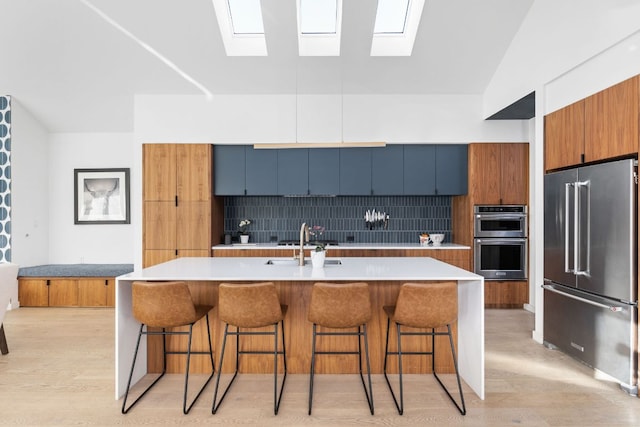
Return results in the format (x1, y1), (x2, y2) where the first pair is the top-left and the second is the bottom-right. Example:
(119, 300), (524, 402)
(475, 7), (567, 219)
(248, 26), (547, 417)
(309, 225), (326, 268)
(238, 219), (251, 244)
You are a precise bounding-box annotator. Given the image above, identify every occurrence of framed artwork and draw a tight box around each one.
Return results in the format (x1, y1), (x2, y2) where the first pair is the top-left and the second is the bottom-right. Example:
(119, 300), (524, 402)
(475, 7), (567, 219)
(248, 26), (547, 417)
(74, 168), (130, 224)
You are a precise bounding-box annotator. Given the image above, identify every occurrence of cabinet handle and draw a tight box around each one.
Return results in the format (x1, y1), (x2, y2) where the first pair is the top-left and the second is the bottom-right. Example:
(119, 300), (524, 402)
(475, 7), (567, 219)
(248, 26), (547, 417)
(175, 195), (178, 207)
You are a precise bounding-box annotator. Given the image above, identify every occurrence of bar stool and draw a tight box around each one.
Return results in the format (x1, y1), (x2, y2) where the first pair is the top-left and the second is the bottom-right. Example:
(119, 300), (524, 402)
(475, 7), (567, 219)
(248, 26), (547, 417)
(212, 282), (287, 415)
(383, 281), (466, 415)
(307, 282), (374, 415)
(122, 281), (215, 414)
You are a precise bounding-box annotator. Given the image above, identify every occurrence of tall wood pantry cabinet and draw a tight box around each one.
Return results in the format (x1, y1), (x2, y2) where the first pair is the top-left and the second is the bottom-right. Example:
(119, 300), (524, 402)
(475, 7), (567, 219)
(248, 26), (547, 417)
(452, 142), (529, 308)
(143, 143), (223, 267)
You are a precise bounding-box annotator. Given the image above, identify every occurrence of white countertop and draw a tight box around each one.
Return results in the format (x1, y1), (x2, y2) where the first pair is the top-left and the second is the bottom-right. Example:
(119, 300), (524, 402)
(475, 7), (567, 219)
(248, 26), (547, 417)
(119, 256), (480, 282)
(212, 242), (470, 250)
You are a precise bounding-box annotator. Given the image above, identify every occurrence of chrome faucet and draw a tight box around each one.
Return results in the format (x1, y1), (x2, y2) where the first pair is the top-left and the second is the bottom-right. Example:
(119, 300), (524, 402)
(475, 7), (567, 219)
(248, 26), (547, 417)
(298, 222), (310, 266)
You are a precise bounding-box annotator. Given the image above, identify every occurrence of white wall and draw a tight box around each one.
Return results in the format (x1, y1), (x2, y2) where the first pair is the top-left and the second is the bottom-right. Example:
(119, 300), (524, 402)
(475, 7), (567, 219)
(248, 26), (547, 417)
(48, 133), (135, 264)
(11, 99), (50, 267)
(484, 0), (640, 117)
(135, 93), (529, 144)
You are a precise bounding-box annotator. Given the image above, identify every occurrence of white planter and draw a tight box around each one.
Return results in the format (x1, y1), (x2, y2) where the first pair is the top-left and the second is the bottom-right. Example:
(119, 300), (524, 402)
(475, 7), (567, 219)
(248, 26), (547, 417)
(240, 235), (249, 244)
(310, 250), (326, 268)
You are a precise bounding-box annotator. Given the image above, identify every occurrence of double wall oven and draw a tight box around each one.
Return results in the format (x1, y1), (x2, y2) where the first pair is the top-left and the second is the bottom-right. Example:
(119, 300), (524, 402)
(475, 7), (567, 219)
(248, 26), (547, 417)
(474, 205), (528, 280)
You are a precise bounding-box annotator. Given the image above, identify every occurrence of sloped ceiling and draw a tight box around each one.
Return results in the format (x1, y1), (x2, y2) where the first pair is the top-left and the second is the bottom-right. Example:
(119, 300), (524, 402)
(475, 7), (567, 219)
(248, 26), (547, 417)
(0, 0), (534, 132)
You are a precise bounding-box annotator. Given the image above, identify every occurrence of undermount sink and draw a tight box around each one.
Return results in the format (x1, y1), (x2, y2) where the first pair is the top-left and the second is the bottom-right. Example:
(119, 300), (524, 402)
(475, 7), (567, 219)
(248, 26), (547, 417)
(265, 259), (342, 266)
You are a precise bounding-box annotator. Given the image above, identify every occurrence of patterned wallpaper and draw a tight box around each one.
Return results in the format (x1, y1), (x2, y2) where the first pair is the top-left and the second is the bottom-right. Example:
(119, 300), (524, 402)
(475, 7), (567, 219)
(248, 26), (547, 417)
(224, 195), (452, 244)
(0, 96), (11, 262)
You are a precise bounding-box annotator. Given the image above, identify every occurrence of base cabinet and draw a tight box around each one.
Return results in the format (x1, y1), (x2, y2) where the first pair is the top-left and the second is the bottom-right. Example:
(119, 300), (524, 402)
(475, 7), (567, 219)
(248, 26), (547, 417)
(484, 281), (528, 308)
(18, 278), (116, 307)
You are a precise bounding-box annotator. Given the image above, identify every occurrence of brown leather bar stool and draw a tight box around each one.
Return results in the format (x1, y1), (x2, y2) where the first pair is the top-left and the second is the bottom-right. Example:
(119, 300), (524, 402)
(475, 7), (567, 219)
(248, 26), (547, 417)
(383, 281), (466, 415)
(307, 282), (374, 415)
(122, 281), (215, 414)
(212, 282), (287, 415)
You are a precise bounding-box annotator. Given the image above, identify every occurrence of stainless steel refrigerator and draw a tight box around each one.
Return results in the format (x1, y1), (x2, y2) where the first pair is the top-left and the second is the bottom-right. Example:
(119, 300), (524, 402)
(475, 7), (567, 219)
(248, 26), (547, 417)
(543, 158), (638, 395)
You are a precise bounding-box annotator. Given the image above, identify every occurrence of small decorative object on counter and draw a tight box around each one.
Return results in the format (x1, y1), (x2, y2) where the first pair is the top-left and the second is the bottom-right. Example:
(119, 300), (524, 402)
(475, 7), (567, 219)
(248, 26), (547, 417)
(310, 247), (326, 268)
(309, 225), (325, 244)
(310, 225), (327, 268)
(238, 219), (251, 243)
(419, 233), (430, 245)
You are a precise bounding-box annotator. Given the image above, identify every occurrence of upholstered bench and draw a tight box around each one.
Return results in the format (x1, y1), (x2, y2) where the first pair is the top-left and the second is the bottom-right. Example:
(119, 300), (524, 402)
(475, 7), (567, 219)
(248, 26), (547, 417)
(18, 264), (133, 307)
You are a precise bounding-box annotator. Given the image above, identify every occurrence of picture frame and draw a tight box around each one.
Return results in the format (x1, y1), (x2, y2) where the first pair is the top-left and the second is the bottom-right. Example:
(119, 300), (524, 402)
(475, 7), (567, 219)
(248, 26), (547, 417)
(74, 168), (130, 224)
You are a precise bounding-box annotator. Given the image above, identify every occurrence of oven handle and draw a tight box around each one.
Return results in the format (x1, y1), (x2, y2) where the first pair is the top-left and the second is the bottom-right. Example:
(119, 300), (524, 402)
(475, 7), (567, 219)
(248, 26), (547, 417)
(475, 213), (527, 220)
(542, 283), (625, 312)
(474, 238), (527, 244)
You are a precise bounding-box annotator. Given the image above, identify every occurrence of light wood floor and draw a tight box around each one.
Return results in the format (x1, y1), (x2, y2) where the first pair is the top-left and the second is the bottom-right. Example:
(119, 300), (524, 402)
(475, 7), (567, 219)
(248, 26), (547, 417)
(1, 308), (639, 426)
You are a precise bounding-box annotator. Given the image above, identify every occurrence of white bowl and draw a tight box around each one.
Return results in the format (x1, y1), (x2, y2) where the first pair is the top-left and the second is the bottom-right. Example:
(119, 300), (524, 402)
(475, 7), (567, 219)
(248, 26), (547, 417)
(430, 234), (445, 245)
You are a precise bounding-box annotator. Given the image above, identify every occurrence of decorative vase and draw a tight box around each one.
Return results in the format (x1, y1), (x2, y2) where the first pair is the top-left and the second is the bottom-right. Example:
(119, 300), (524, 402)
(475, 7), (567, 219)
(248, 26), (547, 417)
(240, 234), (249, 244)
(311, 250), (326, 268)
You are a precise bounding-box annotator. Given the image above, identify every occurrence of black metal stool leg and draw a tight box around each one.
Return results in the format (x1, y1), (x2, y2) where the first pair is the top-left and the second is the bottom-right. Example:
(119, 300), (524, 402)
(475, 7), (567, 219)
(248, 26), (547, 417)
(273, 320), (287, 415)
(183, 316), (216, 414)
(122, 324), (166, 414)
(361, 324), (374, 415)
(212, 324), (239, 414)
(308, 323), (318, 415)
(433, 325), (466, 415)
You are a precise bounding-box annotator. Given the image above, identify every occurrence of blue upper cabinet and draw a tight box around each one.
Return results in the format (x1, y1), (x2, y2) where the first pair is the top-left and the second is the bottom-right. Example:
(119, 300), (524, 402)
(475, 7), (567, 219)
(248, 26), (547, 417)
(435, 144), (468, 195)
(309, 148), (340, 195)
(339, 148), (372, 195)
(246, 147), (278, 195)
(403, 145), (436, 195)
(371, 145), (404, 195)
(214, 144), (468, 196)
(277, 149), (309, 195)
(214, 145), (246, 195)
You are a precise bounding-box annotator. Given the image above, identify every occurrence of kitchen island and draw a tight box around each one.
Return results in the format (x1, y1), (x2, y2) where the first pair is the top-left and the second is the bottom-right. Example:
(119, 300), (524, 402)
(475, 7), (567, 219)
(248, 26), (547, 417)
(115, 256), (484, 400)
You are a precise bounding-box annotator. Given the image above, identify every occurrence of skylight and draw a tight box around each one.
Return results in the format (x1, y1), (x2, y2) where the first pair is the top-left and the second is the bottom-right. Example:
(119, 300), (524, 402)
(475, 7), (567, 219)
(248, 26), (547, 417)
(374, 0), (410, 34)
(371, 0), (425, 56)
(227, 0), (264, 34)
(297, 0), (342, 56)
(212, 0), (267, 56)
(300, 0), (337, 34)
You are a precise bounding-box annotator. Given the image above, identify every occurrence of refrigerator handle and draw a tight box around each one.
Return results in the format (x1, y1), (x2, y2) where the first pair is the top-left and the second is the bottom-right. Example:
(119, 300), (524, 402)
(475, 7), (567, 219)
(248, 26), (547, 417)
(574, 180), (591, 276)
(542, 283), (626, 312)
(564, 182), (574, 274)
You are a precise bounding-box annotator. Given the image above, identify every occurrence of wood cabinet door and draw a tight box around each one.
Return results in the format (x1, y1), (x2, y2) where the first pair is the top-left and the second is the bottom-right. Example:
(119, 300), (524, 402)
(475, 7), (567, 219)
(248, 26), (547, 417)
(18, 279), (49, 306)
(144, 250), (177, 268)
(585, 76), (639, 162)
(78, 279), (108, 307)
(177, 144), (211, 201)
(468, 144), (501, 204)
(144, 201), (177, 249)
(500, 143), (529, 205)
(544, 100), (585, 171)
(143, 144), (177, 201)
(49, 279), (78, 307)
(177, 202), (211, 250)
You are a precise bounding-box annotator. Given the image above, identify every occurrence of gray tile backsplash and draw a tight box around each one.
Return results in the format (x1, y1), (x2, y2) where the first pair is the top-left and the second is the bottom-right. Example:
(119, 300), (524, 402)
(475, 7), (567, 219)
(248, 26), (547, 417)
(223, 196), (452, 244)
